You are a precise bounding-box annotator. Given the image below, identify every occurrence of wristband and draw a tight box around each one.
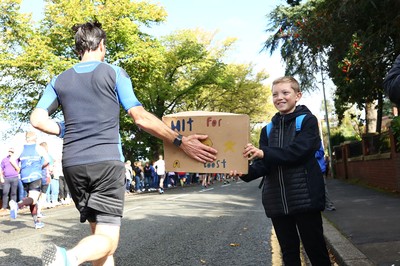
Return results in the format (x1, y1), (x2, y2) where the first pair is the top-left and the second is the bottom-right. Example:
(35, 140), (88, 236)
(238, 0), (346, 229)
(57, 121), (65, 138)
(173, 134), (183, 147)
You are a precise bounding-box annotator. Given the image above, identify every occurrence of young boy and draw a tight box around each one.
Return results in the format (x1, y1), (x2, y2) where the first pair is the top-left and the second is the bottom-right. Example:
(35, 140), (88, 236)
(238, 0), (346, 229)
(239, 76), (331, 265)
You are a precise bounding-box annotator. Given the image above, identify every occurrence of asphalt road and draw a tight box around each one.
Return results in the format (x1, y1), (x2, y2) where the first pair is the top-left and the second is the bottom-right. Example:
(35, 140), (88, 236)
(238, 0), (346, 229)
(0, 180), (287, 266)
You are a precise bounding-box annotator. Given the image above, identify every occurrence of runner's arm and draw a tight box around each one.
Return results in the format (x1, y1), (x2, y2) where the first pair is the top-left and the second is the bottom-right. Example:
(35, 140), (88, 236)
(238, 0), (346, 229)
(116, 67), (217, 163)
(30, 78), (63, 136)
(127, 106), (217, 163)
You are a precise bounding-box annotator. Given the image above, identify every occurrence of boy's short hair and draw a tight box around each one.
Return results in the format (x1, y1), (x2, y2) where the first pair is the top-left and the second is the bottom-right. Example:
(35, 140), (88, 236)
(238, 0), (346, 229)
(272, 76), (301, 93)
(72, 21), (106, 59)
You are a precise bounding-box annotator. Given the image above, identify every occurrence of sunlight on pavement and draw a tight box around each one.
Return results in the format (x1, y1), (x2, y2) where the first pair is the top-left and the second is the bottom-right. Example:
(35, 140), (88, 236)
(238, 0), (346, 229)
(271, 227), (282, 265)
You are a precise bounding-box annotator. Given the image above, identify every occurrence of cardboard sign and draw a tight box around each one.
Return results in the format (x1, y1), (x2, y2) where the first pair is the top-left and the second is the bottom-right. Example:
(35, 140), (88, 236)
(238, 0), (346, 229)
(162, 111), (249, 174)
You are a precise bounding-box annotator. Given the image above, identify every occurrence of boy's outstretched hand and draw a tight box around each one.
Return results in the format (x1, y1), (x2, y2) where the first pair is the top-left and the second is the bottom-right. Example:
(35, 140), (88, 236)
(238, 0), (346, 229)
(243, 143), (264, 161)
(229, 143), (264, 177)
(229, 170), (243, 177)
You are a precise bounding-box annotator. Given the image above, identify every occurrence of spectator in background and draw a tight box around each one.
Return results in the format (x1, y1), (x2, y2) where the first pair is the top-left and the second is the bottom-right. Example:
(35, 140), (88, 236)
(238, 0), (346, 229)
(167, 171), (176, 188)
(125, 161), (133, 194)
(323, 155), (336, 211)
(49, 157), (62, 206)
(0, 147), (20, 214)
(58, 163), (71, 205)
(177, 172), (186, 187)
(324, 154), (330, 178)
(133, 162), (143, 193)
(200, 173), (208, 189)
(138, 161), (145, 190)
(154, 155), (166, 194)
(151, 161), (159, 192)
(143, 162), (153, 191)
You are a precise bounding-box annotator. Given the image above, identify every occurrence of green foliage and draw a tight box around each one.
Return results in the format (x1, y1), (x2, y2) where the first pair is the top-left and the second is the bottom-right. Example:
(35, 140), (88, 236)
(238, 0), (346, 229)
(329, 132), (346, 148)
(264, 0), (325, 91)
(126, 29), (275, 160)
(0, 0), (167, 126)
(264, 0), (400, 132)
(250, 126), (262, 148)
(329, 131), (359, 148)
(390, 116), (400, 151)
(0, 0), (273, 161)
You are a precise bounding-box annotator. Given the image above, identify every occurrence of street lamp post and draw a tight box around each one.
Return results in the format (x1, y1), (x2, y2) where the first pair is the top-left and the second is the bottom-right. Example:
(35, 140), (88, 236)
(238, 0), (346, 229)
(319, 53), (334, 177)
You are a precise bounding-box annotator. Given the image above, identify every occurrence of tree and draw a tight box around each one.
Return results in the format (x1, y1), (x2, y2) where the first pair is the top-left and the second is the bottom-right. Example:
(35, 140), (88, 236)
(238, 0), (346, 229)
(121, 29), (274, 161)
(0, 0), (273, 161)
(263, 0), (400, 133)
(120, 28), (232, 160)
(0, 0), (167, 135)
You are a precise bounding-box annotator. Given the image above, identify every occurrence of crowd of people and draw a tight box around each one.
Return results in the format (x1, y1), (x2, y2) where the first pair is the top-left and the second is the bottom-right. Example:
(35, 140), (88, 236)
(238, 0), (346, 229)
(123, 156), (239, 195)
(0, 136), (234, 222)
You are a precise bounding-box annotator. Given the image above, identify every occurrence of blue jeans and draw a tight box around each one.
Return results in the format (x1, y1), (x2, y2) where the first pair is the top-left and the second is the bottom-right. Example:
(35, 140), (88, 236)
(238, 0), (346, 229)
(152, 174), (159, 189)
(185, 174), (192, 184)
(144, 174), (151, 188)
(17, 179), (26, 202)
(135, 176), (142, 191)
(46, 179), (60, 203)
(50, 179), (60, 203)
(126, 178), (132, 191)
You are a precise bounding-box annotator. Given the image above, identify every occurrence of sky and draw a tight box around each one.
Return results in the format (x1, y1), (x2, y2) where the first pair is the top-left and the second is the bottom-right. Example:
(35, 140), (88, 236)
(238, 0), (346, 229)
(2, 0), (327, 156)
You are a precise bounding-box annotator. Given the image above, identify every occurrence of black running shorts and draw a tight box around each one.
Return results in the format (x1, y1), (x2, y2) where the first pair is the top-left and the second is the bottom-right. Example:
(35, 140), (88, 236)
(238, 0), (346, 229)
(23, 179), (42, 193)
(63, 161), (125, 225)
(41, 184), (49, 193)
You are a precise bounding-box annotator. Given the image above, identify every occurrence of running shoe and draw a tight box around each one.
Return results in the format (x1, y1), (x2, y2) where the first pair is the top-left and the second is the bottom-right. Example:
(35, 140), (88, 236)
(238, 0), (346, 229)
(35, 221), (45, 229)
(41, 243), (70, 266)
(9, 200), (18, 219)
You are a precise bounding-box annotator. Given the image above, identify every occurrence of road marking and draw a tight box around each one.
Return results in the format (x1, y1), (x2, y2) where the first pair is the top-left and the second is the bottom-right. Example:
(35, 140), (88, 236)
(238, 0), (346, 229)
(124, 206), (142, 213)
(236, 181), (244, 184)
(221, 184), (231, 187)
(199, 187), (214, 193)
(166, 194), (188, 201)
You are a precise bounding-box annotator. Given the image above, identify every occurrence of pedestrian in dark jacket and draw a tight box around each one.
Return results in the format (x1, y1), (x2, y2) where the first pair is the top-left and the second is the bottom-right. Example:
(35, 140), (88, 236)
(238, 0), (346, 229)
(383, 54), (400, 105)
(238, 76), (331, 265)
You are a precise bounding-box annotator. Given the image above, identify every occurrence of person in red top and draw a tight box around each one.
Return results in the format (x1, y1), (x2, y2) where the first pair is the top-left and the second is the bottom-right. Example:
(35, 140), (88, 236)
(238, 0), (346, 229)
(177, 172), (186, 187)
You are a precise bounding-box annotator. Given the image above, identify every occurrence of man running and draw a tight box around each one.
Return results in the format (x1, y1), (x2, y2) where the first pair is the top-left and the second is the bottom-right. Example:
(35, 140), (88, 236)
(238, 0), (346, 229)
(30, 21), (217, 266)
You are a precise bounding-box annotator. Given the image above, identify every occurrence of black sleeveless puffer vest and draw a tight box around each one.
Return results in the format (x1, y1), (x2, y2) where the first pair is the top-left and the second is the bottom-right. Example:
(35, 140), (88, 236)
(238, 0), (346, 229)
(243, 105), (325, 218)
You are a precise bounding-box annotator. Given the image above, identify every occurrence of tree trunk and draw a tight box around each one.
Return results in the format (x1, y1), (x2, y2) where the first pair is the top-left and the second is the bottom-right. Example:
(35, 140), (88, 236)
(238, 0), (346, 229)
(376, 93), (383, 133)
(365, 101), (378, 133)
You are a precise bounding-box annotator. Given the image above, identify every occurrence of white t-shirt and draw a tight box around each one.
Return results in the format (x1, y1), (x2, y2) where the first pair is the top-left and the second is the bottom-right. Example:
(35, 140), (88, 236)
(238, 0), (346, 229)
(154, 159), (165, 176)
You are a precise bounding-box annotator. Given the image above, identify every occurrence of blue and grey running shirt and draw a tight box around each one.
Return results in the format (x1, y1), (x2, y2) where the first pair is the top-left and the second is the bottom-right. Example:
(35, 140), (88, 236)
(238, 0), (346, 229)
(17, 144), (49, 184)
(36, 61), (142, 167)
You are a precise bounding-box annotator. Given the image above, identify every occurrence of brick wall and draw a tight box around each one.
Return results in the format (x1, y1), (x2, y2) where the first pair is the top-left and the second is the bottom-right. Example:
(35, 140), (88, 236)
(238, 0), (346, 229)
(333, 131), (400, 192)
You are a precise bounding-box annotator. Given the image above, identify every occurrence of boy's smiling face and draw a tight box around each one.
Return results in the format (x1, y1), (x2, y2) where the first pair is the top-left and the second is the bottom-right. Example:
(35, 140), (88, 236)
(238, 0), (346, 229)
(272, 82), (302, 115)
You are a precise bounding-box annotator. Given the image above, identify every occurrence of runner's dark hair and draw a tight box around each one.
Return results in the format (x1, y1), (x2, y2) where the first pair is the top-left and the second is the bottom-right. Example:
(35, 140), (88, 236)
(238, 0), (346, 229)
(72, 21), (106, 60)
